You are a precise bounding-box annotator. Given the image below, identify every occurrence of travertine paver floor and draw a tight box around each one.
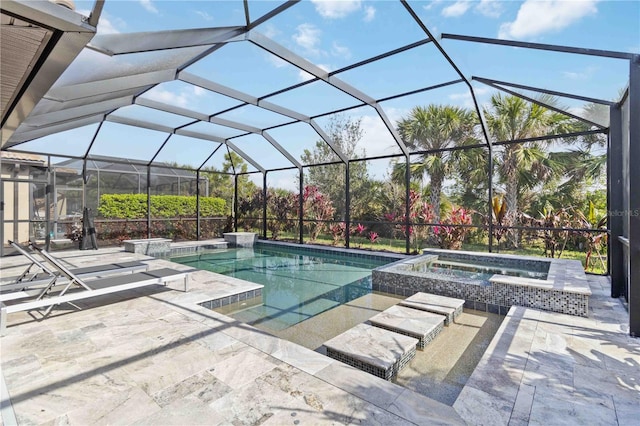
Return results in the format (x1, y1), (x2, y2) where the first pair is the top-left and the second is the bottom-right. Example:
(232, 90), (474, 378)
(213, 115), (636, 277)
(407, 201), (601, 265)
(454, 275), (640, 425)
(0, 245), (462, 425)
(1, 243), (637, 425)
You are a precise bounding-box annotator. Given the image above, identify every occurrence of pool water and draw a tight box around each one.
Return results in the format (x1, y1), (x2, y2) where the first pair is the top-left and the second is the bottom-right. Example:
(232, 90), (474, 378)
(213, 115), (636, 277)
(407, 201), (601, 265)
(414, 258), (548, 282)
(171, 247), (392, 332)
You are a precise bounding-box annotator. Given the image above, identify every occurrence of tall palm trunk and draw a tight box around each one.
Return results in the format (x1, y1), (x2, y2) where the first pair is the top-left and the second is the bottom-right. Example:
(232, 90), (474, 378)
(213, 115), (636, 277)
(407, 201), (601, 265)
(428, 172), (443, 245)
(503, 145), (519, 248)
(430, 173), (443, 223)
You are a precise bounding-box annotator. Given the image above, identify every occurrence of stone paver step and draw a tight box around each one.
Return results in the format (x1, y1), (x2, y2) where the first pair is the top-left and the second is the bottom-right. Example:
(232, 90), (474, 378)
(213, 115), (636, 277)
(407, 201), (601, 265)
(323, 323), (418, 381)
(399, 292), (465, 325)
(369, 305), (446, 349)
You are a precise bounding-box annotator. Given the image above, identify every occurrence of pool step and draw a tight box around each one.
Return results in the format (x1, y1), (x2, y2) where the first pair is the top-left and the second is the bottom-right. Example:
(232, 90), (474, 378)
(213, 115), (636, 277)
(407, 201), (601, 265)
(399, 292), (465, 326)
(368, 305), (445, 349)
(323, 323), (418, 381)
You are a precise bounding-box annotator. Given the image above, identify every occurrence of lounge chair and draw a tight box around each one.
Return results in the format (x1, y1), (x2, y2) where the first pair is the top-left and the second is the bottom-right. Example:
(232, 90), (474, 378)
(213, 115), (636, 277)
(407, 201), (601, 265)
(2, 240), (148, 294)
(0, 244), (189, 334)
(3, 240), (58, 287)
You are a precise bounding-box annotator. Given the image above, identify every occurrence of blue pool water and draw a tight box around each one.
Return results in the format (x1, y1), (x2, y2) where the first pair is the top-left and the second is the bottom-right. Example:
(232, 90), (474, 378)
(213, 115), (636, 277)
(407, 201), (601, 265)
(415, 258), (548, 282)
(171, 246), (393, 332)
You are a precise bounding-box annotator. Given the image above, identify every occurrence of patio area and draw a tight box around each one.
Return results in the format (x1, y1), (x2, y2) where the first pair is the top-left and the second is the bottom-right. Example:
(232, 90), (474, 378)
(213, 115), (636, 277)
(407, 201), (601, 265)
(1, 244), (637, 425)
(1, 1), (639, 424)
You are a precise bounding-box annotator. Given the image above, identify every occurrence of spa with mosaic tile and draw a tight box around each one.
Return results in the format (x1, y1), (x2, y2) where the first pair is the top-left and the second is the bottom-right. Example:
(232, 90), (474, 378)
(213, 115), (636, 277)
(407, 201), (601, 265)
(372, 249), (591, 317)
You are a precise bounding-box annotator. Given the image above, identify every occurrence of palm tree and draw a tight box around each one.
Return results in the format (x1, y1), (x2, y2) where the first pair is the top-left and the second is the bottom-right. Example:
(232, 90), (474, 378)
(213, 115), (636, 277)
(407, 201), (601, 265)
(451, 140), (489, 215)
(397, 105), (478, 222)
(483, 94), (576, 247)
(537, 102), (608, 220)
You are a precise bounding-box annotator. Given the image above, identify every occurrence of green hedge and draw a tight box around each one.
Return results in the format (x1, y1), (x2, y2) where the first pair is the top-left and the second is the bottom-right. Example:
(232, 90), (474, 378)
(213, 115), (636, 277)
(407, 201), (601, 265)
(97, 194), (226, 219)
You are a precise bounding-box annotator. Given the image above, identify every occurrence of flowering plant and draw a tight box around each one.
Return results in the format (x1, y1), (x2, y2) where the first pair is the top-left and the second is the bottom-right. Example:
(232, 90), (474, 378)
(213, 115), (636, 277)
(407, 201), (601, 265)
(387, 190), (437, 252)
(434, 207), (473, 249)
(329, 222), (347, 246)
(383, 190), (475, 252)
(302, 185), (335, 241)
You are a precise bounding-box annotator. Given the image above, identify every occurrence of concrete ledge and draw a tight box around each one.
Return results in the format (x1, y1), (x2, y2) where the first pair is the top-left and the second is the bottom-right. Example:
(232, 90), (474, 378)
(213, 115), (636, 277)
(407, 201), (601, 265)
(223, 232), (257, 248)
(123, 238), (172, 256)
(323, 323), (418, 381)
(369, 305), (445, 349)
(399, 292), (465, 325)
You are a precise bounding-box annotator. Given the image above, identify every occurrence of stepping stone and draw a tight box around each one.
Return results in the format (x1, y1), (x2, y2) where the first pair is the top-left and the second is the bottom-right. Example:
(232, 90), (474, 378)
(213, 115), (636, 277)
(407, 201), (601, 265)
(399, 292), (465, 325)
(369, 305), (445, 349)
(323, 323), (418, 381)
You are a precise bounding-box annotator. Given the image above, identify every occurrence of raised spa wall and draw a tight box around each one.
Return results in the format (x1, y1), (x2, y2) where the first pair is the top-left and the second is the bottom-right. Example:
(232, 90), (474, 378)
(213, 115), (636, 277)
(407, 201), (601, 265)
(372, 249), (592, 317)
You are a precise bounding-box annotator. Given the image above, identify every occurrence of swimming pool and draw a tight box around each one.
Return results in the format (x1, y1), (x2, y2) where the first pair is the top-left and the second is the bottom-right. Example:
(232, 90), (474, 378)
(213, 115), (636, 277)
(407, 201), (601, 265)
(171, 245), (395, 332)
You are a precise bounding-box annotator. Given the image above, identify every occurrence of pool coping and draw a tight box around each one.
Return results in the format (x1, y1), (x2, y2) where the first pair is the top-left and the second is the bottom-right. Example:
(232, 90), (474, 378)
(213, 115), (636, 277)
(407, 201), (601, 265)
(255, 240), (408, 263)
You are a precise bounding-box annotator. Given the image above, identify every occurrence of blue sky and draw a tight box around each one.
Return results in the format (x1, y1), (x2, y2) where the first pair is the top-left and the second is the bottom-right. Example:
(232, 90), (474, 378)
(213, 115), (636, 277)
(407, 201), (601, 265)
(19, 0), (640, 189)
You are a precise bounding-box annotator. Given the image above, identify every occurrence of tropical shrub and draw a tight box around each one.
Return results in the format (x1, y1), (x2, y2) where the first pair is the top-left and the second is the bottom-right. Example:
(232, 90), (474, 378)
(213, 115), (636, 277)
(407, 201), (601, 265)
(385, 189), (436, 252)
(267, 189), (298, 240)
(329, 222), (347, 246)
(96, 194), (226, 242)
(97, 194), (147, 219)
(302, 185), (335, 242)
(521, 206), (572, 258)
(237, 190), (263, 231)
(97, 194), (226, 219)
(574, 202), (607, 271)
(491, 195), (508, 249)
(434, 207), (473, 250)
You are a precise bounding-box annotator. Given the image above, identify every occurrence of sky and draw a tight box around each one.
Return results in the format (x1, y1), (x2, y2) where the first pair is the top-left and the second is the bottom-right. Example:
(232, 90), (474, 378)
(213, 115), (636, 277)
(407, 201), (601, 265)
(17, 0), (640, 190)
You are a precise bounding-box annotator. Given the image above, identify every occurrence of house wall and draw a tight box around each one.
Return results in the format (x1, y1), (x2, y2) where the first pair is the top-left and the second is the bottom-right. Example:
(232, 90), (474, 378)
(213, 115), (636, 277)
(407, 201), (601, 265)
(1, 163), (33, 245)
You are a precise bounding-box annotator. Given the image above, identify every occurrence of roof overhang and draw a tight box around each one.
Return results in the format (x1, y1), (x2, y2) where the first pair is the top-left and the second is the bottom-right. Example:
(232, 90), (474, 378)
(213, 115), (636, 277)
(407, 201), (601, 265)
(1, 0), (99, 147)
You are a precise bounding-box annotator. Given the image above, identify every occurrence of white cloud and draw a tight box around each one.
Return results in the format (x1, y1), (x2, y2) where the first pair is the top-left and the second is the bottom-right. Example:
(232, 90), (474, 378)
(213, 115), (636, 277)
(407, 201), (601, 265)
(448, 87), (489, 108)
(298, 63), (330, 82)
(269, 176), (298, 191)
(331, 41), (351, 59)
(423, 1), (443, 12)
(195, 10), (213, 21)
(363, 5), (376, 22)
(293, 23), (322, 56)
(193, 86), (206, 97)
(563, 71), (586, 80)
(442, 1), (471, 18)
(499, 0), (598, 39)
(139, 0), (158, 14)
(262, 24), (280, 40)
(298, 70), (315, 82)
(475, 0), (503, 18)
(311, 0), (362, 19)
(97, 17), (121, 35)
(78, 9), (122, 34)
(358, 108), (408, 164)
(265, 53), (288, 68)
(566, 106), (584, 116)
(144, 87), (188, 108)
(562, 66), (597, 80)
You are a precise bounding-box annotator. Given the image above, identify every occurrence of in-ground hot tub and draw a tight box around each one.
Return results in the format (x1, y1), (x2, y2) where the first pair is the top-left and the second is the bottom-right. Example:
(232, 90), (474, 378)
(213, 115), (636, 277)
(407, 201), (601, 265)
(372, 249), (591, 317)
